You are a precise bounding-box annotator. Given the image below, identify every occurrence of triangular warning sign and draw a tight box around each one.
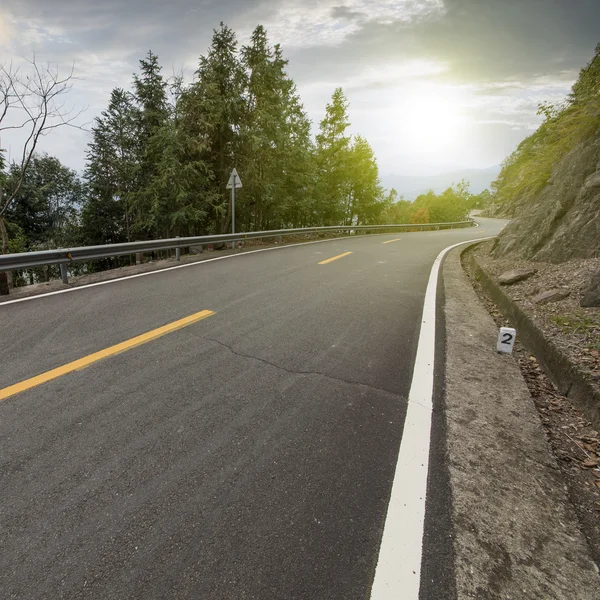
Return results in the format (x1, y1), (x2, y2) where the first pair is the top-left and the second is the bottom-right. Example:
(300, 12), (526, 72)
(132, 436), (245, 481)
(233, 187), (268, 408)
(226, 168), (242, 189)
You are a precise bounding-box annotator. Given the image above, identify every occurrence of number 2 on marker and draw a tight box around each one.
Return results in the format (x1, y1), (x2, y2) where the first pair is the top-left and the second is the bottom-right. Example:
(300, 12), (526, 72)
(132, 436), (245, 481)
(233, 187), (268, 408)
(497, 327), (516, 353)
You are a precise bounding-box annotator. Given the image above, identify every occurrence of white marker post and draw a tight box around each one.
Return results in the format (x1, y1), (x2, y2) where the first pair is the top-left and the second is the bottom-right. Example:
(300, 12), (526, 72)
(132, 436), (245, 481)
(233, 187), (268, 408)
(497, 327), (516, 353)
(226, 168), (242, 249)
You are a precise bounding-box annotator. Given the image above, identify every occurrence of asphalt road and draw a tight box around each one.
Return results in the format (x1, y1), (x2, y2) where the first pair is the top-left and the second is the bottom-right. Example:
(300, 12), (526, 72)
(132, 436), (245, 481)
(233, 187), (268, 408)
(0, 219), (506, 600)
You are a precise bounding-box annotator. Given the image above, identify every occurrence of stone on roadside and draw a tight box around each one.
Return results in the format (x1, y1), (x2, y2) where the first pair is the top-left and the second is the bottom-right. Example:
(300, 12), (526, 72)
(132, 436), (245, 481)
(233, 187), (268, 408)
(580, 269), (600, 307)
(532, 289), (570, 305)
(498, 268), (537, 285)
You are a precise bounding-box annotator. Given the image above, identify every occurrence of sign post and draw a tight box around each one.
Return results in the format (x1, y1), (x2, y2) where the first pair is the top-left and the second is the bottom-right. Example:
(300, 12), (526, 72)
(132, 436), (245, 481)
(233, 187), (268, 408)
(226, 168), (242, 249)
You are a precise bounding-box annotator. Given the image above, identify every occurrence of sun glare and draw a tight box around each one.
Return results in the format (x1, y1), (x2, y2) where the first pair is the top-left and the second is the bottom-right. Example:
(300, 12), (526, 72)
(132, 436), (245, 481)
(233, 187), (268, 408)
(397, 84), (466, 154)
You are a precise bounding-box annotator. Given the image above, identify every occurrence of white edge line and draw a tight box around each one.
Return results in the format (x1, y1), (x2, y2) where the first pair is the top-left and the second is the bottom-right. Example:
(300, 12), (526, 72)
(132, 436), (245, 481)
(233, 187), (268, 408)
(0, 226), (485, 307)
(369, 236), (494, 600)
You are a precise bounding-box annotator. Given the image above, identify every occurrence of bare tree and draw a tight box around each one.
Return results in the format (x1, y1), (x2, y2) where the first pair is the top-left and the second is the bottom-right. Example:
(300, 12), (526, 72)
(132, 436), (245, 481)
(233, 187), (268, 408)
(0, 57), (84, 287)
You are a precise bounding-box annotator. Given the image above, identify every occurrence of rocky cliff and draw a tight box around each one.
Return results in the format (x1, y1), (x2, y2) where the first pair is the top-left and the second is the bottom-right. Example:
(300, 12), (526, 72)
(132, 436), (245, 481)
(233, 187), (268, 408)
(493, 127), (600, 263)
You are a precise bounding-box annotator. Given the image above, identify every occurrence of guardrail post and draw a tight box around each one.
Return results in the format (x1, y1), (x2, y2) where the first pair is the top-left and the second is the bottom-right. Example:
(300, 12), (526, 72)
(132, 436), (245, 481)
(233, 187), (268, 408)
(136, 253), (143, 265)
(59, 263), (69, 284)
(175, 237), (181, 261)
(0, 272), (9, 295)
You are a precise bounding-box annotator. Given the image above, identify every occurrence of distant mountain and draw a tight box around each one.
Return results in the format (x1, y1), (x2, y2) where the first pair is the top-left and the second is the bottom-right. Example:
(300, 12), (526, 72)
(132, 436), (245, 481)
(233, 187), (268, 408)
(381, 166), (501, 199)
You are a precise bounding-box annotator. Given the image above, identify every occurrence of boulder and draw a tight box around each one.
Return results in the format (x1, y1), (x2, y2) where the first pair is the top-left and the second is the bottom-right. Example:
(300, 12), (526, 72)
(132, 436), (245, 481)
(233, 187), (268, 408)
(581, 269), (600, 307)
(532, 288), (570, 305)
(498, 268), (537, 285)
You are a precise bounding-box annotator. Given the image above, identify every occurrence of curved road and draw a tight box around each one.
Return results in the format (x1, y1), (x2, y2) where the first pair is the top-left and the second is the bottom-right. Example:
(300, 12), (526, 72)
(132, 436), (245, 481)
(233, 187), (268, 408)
(0, 218), (506, 599)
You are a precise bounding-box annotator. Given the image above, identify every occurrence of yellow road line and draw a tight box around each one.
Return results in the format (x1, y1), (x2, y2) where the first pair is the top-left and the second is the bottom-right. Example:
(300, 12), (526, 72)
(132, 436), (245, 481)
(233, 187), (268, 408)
(318, 251), (353, 265)
(0, 309), (215, 402)
(382, 238), (402, 244)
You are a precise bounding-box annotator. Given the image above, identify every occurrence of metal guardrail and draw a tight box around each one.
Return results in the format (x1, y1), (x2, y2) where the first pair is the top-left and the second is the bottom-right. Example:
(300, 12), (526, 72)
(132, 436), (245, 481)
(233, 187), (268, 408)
(0, 221), (473, 288)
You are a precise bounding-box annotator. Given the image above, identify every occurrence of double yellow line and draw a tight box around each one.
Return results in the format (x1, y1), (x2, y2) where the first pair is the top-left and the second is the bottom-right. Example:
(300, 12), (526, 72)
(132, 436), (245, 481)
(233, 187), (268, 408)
(0, 309), (215, 402)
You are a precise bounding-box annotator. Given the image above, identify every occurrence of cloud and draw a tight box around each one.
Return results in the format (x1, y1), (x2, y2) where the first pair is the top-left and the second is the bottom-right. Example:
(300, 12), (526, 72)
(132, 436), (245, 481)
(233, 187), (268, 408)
(286, 0), (599, 85)
(1, 0), (598, 176)
(330, 6), (366, 22)
(0, 11), (16, 49)
(240, 0), (443, 49)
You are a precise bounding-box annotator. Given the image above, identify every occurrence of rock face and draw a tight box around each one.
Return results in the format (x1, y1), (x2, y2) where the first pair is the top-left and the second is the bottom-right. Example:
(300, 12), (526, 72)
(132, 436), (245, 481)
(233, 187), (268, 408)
(498, 268), (537, 285)
(532, 289), (570, 305)
(493, 127), (600, 263)
(581, 269), (600, 307)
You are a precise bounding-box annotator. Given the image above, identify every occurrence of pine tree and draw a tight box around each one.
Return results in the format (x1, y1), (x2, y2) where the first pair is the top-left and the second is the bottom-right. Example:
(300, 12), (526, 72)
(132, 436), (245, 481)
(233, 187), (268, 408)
(239, 26), (314, 230)
(314, 88), (352, 225)
(82, 88), (137, 245)
(181, 23), (246, 234)
(136, 92), (212, 238)
(129, 51), (170, 236)
(132, 51), (169, 148)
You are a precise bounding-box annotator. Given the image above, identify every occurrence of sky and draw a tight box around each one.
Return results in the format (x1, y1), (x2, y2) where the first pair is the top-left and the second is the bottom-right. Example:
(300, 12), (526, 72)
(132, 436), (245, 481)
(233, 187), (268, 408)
(0, 0), (599, 187)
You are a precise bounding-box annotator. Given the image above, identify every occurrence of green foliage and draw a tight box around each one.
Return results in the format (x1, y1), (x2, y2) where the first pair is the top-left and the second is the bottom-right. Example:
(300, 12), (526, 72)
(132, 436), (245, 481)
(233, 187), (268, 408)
(551, 312), (600, 351)
(410, 207), (430, 224)
(381, 180), (473, 225)
(79, 25), (389, 243)
(314, 87), (352, 225)
(492, 44), (600, 210)
(5, 153), (81, 249)
(237, 26), (314, 230)
(181, 23), (247, 234)
(344, 135), (385, 224)
(382, 190), (413, 224)
(6, 20), (472, 276)
(83, 88), (138, 244)
(470, 189), (492, 209)
(413, 180), (471, 223)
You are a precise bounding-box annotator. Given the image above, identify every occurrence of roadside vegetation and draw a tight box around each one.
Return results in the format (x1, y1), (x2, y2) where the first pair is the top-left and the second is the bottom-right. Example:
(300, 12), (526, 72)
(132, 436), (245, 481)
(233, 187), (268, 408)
(490, 44), (600, 215)
(1, 23), (480, 286)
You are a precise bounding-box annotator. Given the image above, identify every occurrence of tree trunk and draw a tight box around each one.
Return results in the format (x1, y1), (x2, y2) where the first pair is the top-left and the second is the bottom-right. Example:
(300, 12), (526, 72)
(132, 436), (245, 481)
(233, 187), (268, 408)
(0, 214), (14, 289)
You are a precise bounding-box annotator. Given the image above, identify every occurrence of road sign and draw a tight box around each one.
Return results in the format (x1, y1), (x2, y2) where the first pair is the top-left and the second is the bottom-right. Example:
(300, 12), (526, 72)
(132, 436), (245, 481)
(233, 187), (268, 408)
(226, 168), (242, 189)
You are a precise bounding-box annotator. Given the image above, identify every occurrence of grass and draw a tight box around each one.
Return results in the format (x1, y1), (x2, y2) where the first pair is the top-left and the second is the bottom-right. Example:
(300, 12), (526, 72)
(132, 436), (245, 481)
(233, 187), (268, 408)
(551, 312), (600, 350)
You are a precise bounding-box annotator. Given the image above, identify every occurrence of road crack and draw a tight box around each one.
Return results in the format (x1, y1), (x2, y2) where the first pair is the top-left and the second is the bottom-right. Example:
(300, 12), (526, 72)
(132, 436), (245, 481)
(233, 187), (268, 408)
(202, 335), (406, 400)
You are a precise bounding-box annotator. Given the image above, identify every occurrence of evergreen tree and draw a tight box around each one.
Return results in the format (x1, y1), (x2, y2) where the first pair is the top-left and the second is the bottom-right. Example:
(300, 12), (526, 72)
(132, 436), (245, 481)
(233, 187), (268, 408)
(135, 102), (212, 237)
(239, 26), (313, 230)
(129, 51), (170, 236)
(132, 51), (169, 148)
(82, 88), (138, 244)
(181, 23), (246, 233)
(314, 88), (352, 224)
